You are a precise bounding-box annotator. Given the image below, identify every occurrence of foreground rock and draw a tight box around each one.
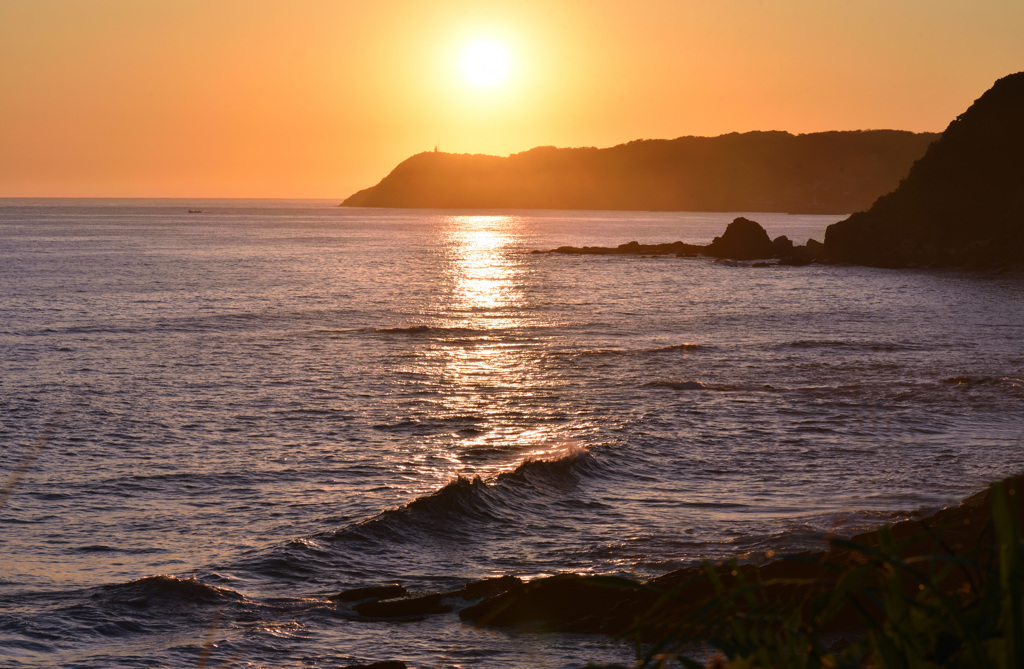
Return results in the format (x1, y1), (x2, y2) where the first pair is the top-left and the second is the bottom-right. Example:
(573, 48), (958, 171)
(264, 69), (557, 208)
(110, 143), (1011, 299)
(825, 71), (1024, 269)
(459, 574), (648, 634)
(537, 216), (824, 264)
(460, 474), (1023, 636)
(333, 475), (1023, 642)
(333, 575), (522, 621)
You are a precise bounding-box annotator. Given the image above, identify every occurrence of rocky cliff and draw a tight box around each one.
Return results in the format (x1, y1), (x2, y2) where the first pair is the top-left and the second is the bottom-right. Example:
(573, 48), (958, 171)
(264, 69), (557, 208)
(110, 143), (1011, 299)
(825, 72), (1024, 269)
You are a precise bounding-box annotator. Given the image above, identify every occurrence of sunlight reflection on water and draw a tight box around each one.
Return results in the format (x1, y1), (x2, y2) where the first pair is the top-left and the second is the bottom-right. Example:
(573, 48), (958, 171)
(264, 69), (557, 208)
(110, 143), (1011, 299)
(432, 215), (553, 475)
(446, 214), (522, 315)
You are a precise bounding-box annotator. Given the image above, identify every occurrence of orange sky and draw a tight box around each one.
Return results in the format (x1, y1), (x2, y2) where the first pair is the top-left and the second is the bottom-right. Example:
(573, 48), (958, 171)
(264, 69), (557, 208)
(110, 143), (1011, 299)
(2, 0), (1022, 199)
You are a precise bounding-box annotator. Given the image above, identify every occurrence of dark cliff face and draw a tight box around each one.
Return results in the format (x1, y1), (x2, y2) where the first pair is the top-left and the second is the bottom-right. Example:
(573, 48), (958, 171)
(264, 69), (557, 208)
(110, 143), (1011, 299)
(825, 72), (1024, 269)
(342, 130), (937, 214)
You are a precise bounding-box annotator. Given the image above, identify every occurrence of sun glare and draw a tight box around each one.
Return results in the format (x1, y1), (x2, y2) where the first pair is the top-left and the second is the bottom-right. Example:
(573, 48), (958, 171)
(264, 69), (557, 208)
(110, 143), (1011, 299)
(460, 40), (511, 88)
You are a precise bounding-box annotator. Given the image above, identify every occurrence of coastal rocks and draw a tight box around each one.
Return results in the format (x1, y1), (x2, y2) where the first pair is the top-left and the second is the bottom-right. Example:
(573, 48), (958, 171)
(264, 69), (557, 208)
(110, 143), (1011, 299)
(537, 240), (704, 256)
(458, 575), (523, 600)
(458, 474), (1024, 638)
(354, 592), (453, 618)
(771, 234), (794, 255)
(459, 574), (647, 634)
(329, 583), (406, 602)
(540, 217), (825, 265)
(705, 216), (775, 259)
(825, 71), (1024, 269)
(805, 238), (825, 256)
(332, 476), (1024, 642)
(336, 575), (523, 621)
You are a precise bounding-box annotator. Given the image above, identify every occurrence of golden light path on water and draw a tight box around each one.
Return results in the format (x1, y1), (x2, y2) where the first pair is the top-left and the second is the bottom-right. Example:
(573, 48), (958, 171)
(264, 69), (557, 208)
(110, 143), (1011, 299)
(403, 215), (580, 488)
(449, 215), (517, 313)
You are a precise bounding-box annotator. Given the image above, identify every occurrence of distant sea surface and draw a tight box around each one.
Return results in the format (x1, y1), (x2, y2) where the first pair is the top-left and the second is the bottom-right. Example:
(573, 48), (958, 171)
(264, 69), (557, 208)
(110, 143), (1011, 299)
(1, 200), (1022, 668)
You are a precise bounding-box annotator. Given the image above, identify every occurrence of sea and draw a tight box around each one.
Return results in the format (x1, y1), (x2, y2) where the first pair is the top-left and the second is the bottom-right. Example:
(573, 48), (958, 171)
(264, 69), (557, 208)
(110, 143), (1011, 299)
(1, 199), (1022, 668)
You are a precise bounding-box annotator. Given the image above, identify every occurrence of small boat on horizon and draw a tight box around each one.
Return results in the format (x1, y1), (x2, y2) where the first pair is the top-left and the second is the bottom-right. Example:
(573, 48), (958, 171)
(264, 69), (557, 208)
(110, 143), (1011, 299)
(188, 209), (203, 214)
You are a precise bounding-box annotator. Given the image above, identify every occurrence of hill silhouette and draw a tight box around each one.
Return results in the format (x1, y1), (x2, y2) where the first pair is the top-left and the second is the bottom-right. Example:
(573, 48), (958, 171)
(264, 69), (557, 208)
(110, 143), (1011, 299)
(825, 72), (1024, 269)
(342, 130), (936, 214)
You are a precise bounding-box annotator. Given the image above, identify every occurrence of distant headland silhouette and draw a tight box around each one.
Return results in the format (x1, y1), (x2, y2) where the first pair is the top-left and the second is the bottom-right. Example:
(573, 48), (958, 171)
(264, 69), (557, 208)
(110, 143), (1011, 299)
(342, 130), (936, 214)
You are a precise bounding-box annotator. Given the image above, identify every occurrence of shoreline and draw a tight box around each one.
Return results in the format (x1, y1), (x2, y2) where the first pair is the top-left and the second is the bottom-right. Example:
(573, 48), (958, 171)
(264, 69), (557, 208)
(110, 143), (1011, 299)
(332, 473), (1023, 641)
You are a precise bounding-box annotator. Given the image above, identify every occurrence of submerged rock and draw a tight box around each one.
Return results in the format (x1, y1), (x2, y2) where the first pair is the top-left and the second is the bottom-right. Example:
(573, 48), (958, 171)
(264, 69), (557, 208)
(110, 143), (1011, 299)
(353, 591), (453, 618)
(329, 583), (407, 602)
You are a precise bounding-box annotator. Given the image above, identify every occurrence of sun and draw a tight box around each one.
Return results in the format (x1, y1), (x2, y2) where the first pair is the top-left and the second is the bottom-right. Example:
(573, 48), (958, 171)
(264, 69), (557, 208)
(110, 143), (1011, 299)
(460, 40), (511, 89)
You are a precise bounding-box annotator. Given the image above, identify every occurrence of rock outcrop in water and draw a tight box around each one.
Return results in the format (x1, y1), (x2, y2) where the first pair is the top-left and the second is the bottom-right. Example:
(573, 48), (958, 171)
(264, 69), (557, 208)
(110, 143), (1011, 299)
(705, 216), (775, 260)
(537, 216), (823, 264)
(825, 72), (1024, 269)
(342, 131), (936, 214)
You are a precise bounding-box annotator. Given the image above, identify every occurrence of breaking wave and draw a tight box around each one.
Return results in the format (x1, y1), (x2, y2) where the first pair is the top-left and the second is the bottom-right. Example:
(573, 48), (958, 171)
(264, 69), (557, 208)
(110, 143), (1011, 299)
(335, 445), (603, 545)
(646, 380), (707, 390)
(575, 343), (702, 357)
(373, 325), (433, 334)
(943, 375), (1023, 388)
(785, 339), (928, 352)
(95, 575), (245, 608)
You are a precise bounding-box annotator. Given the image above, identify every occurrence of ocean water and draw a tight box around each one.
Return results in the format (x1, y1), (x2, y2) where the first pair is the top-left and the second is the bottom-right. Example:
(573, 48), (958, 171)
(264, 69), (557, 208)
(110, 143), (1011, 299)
(1, 199), (1022, 668)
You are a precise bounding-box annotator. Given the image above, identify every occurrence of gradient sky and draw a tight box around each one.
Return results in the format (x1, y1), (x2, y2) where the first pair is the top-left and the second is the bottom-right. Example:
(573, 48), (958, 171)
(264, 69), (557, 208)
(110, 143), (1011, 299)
(2, 0), (1022, 199)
